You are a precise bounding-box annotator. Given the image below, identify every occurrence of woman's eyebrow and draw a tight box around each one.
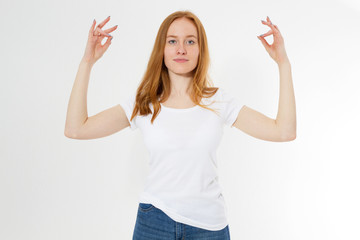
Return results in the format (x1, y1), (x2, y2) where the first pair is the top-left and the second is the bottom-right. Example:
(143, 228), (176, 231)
(166, 35), (197, 39)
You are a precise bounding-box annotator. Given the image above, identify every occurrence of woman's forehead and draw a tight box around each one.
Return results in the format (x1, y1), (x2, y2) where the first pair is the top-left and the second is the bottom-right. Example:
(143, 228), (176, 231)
(167, 18), (197, 36)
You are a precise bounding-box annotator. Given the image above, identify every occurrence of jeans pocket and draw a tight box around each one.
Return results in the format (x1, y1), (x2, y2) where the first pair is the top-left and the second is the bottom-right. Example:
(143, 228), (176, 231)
(138, 203), (155, 212)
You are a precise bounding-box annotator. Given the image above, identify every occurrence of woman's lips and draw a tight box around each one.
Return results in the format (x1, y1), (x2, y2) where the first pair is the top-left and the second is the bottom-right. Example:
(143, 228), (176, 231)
(174, 59), (188, 63)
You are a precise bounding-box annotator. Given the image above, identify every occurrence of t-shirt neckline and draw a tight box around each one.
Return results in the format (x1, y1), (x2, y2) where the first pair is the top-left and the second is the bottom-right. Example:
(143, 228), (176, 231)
(160, 102), (200, 112)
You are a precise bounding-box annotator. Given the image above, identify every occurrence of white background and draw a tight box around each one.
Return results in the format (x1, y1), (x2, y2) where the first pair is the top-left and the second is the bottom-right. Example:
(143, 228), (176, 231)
(1, 0), (359, 239)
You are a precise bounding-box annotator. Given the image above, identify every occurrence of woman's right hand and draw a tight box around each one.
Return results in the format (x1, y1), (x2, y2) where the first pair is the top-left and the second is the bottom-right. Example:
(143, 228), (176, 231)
(82, 16), (118, 65)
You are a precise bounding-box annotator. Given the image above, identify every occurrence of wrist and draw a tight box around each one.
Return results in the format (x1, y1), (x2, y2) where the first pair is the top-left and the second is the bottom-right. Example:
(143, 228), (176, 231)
(80, 58), (95, 68)
(277, 58), (291, 67)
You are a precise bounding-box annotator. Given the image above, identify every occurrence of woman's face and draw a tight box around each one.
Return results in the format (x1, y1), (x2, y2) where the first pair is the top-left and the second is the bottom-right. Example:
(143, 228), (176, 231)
(164, 17), (199, 76)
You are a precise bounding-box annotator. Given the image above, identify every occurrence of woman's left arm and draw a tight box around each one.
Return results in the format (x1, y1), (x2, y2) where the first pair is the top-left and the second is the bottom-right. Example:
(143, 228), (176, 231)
(275, 61), (296, 139)
(258, 16), (296, 139)
(232, 16), (296, 141)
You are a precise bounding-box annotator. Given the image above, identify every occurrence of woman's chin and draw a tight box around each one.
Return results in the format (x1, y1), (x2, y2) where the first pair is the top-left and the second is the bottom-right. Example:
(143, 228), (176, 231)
(169, 68), (196, 77)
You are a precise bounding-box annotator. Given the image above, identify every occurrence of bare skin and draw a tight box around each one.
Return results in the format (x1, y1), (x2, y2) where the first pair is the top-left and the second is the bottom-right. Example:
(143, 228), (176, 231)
(82, 16), (118, 65)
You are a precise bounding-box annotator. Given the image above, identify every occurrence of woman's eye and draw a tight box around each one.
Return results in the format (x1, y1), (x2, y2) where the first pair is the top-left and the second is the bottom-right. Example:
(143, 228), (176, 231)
(168, 40), (196, 44)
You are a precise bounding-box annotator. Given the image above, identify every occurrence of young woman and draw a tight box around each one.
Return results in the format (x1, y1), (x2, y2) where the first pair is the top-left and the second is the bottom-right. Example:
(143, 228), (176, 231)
(65, 10), (296, 240)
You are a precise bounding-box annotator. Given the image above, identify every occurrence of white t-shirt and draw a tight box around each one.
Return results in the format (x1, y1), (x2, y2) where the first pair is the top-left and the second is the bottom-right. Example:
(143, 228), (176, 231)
(119, 87), (243, 231)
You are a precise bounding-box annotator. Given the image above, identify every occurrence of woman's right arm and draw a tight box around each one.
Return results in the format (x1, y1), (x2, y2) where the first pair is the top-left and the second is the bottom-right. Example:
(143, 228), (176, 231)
(64, 59), (92, 138)
(64, 17), (130, 139)
(64, 58), (130, 139)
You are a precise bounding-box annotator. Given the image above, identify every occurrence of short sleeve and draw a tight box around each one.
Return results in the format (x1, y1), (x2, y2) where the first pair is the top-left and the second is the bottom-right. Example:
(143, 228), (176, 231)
(218, 88), (244, 128)
(119, 93), (138, 131)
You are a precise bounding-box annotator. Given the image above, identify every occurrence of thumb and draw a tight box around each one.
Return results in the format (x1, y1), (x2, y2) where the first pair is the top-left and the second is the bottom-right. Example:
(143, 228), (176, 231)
(103, 36), (113, 50)
(257, 35), (270, 50)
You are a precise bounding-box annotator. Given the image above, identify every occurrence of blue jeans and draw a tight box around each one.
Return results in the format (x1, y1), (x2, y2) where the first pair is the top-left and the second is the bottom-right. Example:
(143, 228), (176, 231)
(132, 203), (231, 240)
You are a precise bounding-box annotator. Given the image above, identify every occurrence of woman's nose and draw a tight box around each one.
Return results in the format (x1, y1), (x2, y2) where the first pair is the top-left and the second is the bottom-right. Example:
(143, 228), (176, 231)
(177, 44), (186, 54)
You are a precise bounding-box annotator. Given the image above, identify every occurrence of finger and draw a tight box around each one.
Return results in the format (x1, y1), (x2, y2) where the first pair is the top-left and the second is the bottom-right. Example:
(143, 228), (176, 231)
(97, 16), (111, 30)
(257, 35), (271, 49)
(93, 27), (112, 37)
(261, 20), (278, 34)
(266, 16), (272, 25)
(89, 19), (96, 34)
(102, 36), (113, 50)
(106, 35), (113, 44)
(103, 25), (118, 34)
(98, 28), (112, 37)
(258, 29), (273, 38)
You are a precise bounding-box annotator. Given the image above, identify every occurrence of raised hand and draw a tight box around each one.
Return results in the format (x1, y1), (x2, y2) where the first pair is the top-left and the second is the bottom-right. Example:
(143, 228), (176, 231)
(257, 16), (289, 65)
(82, 16), (118, 65)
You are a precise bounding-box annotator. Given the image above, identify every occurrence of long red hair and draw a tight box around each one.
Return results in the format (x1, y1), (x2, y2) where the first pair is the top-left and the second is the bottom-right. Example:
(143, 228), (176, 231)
(130, 10), (219, 124)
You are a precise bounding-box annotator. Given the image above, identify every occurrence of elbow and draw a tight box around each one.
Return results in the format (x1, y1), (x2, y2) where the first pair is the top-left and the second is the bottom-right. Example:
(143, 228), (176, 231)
(276, 122), (296, 142)
(64, 128), (77, 139)
(283, 131), (296, 141)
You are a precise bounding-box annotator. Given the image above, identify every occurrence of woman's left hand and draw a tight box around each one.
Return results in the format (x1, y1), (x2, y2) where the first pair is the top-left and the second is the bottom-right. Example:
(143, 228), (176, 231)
(257, 16), (289, 65)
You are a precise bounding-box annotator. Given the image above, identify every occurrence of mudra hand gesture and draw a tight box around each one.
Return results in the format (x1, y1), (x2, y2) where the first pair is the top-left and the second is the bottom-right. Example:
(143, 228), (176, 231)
(82, 16), (118, 65)
(257, 16), (289, 65)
